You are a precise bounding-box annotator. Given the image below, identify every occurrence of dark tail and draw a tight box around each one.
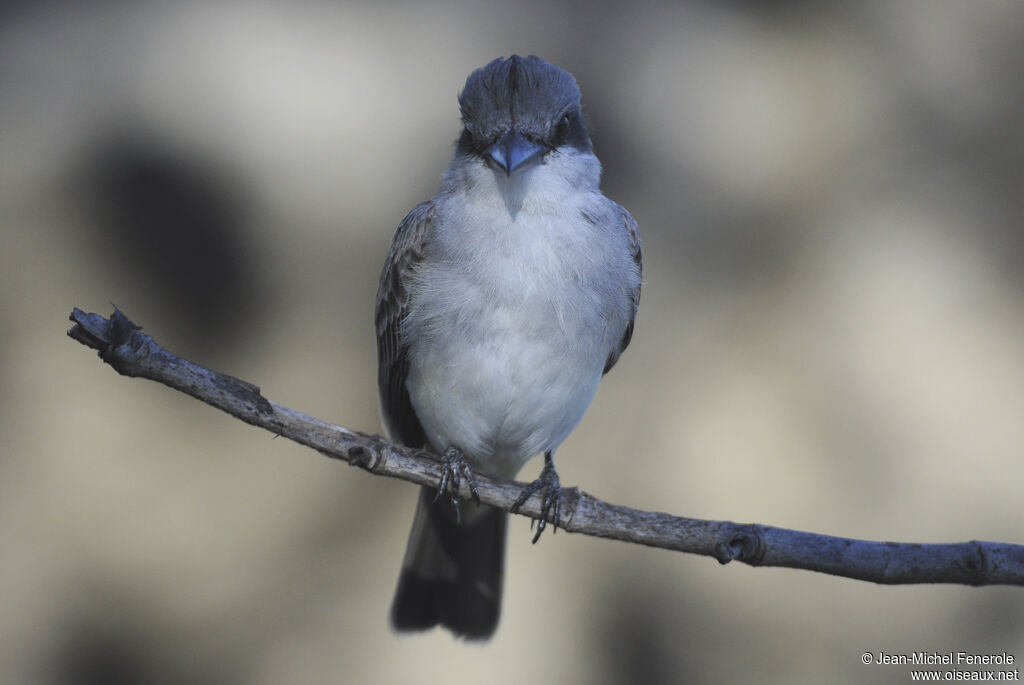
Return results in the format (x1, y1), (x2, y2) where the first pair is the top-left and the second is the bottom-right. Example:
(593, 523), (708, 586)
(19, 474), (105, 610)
(390, 486), (507, 640)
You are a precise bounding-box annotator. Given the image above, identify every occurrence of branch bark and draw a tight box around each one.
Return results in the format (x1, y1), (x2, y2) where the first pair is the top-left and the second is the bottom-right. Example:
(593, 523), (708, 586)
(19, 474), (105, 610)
(67, 307), (1024, 587)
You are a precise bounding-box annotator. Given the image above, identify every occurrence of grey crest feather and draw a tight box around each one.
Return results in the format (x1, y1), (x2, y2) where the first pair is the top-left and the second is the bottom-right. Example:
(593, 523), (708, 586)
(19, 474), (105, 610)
(458, 55), (586, 147)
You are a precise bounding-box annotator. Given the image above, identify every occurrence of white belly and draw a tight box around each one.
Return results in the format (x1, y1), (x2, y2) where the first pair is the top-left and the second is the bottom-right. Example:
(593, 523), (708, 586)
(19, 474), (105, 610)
(405, 286), (606, 477)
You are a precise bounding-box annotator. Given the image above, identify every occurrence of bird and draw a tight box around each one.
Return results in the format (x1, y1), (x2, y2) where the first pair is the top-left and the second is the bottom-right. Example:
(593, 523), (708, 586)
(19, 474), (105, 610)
(375, 55), (641, 640)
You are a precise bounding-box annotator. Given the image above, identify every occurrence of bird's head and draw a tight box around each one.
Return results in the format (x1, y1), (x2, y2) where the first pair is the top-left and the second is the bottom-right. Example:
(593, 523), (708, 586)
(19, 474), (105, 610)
(455, 55), (593, 177)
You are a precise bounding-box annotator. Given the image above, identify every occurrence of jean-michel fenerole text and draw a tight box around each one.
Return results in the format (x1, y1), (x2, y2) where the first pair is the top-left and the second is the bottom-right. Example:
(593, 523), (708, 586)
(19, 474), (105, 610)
(874, 652), (1015, 666)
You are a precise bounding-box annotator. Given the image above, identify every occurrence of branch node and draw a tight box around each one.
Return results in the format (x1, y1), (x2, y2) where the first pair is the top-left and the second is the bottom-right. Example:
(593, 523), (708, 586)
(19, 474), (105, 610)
(214, 374), (273, 415)
(96, 306), (152, 377)
(962, 540), (988, 586)
(559, 486), (581, 527)
(714, 524), (766, 566)
(346, 444), (379, 470)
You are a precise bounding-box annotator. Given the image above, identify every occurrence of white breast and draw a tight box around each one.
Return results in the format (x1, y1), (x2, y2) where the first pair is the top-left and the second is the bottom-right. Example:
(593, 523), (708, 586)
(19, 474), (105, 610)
(403, 157), (633, 478)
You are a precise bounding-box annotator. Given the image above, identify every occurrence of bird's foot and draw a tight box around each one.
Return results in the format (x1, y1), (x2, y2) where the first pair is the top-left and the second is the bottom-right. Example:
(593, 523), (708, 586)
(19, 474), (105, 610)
(510, 454), (561, 544)
(433, 445), (480, 523)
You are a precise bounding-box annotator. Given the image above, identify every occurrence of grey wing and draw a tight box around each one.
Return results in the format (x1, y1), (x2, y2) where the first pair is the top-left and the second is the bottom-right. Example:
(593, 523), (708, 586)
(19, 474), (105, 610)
(603, 205), (642, 375)
(375, 201), (435, 447)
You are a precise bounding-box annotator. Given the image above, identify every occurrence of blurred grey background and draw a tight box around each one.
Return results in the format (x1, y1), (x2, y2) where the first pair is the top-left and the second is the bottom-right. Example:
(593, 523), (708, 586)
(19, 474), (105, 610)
(3, 0), (1023, 683)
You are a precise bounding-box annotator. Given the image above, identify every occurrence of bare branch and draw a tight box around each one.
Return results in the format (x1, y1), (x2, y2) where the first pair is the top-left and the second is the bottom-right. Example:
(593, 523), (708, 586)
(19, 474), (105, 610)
(67, 307), (1024, 587)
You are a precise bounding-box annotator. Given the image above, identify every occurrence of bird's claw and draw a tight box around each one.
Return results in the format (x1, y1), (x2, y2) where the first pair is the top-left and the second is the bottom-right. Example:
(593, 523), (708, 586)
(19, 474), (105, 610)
(511, 458), (561, 544)
(433, 446), (480, 523)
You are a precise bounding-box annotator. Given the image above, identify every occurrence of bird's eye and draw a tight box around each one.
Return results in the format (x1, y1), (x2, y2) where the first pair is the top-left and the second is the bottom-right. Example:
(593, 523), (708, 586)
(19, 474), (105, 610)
(555, 114), (571, 141)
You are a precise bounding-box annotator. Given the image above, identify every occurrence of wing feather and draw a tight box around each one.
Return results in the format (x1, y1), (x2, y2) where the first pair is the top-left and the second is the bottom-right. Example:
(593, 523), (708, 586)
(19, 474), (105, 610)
(375, 202), (435, 447)
(602, 205), (642, 375)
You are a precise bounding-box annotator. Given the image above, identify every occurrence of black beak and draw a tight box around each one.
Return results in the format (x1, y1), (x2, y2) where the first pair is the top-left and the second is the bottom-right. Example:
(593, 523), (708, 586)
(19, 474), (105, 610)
(485, 131), (546, 175)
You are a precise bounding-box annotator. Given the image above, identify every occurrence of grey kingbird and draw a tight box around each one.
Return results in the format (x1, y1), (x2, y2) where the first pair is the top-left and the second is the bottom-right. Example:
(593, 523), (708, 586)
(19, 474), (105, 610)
(376, 55), (642, 640)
